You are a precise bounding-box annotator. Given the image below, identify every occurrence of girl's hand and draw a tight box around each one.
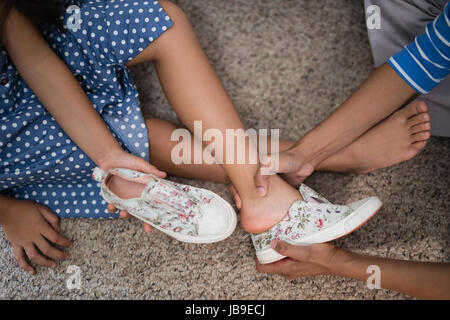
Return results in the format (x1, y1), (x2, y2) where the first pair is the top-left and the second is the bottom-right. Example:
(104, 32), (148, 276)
(0, 198), (72, 275)
(97, 149), (166, 233)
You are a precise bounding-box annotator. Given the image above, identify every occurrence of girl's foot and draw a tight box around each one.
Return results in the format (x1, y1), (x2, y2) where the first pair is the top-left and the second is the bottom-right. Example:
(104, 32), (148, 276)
(319, 101), (431, 174)
(239, 174), (303, 234)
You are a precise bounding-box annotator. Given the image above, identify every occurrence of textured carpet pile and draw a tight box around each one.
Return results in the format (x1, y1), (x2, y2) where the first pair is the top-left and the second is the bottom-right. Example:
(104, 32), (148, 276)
(1, 0), (448, 299)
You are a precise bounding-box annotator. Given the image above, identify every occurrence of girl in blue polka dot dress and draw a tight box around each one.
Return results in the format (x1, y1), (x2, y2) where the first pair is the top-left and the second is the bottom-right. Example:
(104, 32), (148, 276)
(0, 0), (307, 274)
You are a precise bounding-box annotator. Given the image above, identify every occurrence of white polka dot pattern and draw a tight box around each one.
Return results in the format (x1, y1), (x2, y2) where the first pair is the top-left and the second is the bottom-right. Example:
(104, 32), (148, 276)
(0, 0), (173, 218)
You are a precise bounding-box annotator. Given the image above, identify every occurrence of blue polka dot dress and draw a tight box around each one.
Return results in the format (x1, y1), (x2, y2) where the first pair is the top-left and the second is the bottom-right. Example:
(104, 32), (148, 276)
(0, 0), (173, 218)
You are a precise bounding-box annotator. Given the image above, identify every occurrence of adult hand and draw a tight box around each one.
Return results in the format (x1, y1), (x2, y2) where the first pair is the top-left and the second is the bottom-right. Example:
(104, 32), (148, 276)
(254, 147), (315, 197)
(256, 240), (342, 279)
(97, 149), (166, 233)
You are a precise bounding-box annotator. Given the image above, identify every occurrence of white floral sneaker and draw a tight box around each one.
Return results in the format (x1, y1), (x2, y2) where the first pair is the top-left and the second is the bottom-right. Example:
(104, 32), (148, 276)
(252, 184), (382, 264)
(93, 167), (237, 243)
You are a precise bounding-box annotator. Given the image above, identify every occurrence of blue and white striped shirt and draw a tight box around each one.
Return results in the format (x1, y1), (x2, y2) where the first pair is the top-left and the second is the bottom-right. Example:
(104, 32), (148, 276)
(388, 3), (450, 94)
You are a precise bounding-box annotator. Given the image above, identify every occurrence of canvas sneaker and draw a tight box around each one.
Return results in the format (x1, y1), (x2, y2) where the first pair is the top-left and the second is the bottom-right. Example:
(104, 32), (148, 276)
(93, 167), (237, 244)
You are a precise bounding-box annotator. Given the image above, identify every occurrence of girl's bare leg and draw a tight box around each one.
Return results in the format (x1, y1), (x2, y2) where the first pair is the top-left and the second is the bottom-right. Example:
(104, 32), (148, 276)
(146, 118), (295, 183)
(128, 1), (302, 233)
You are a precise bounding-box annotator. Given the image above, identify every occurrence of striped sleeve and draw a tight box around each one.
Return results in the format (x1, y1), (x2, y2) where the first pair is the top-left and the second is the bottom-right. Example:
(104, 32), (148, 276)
(388, 3), (450, 94)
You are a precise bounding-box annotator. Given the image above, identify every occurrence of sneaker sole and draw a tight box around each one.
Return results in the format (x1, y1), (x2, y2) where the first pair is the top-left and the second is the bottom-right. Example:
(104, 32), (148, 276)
(256, 196), (382, 264)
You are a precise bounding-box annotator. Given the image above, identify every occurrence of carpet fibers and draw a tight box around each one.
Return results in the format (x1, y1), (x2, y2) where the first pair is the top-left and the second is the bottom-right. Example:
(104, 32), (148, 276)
(1, 0), (449, 299)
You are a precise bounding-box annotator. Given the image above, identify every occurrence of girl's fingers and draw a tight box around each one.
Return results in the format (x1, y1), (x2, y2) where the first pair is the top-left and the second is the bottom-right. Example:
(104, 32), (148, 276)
(150, 166), (167, 179)
(120, 210), (131, 219)
(107, 203), (117, 213)
(42, 226), (72, 248)
(23, 244), (56, 269)
(143, 223), (152, 233)
(13, 246), (35, 275)
(134, 156), (166, 178)
(138, 158), (167, 178)
(35, 236), (69, 260)
(39, 207), (60, 233)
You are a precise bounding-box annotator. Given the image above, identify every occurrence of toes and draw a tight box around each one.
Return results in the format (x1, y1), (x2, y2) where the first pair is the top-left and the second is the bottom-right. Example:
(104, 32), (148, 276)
(412, 100), (428, 114)
(411, 131), (431, 142)
(404, 140), (427, 161)
(394, 101), (430, 125)
(410, 122), (431, 135)
(412, 140), (427, 151)
(407, 112), (430, 127)
(403, 100), (429, 119)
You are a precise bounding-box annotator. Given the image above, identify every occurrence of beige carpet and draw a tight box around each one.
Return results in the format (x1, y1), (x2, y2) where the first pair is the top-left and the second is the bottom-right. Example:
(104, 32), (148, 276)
(1, 0), (449, 300)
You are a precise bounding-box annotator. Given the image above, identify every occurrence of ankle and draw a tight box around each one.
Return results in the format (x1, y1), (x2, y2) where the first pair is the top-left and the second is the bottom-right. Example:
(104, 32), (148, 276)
(222, 164), (260, 197)
(292, 136), (328, 169)
(316, 145), (374, 174)
(239, 176), (303, 234)
(239, 200), (268, 234)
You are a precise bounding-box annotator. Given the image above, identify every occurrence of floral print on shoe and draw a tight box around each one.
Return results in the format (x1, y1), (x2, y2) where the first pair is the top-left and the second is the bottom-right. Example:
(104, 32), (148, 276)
(93, 167), (237, 243)
(251, 193), (352, 251)
(252, 184), (382, 264)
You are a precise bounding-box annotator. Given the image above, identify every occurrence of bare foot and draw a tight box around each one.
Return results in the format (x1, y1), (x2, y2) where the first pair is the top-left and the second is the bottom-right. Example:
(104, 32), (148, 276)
(319, 101), (431, 174)
(239, 174), (303, 234)
(107, 175), (146, 199)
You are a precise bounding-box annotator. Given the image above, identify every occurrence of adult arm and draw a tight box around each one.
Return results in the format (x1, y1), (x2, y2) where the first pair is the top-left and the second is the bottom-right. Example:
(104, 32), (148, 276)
(255, 4), (449, 190)
(257, 241), (450, 300)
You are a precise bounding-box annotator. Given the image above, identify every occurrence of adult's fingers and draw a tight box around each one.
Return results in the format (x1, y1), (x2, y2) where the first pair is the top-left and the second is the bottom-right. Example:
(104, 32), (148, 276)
(13, 246), (35, 275)
(228, 184), (242, 209)
(39, 206), (60, 233)
(255, 150), (315, 196)
(255, 257), (297, 275)
(23, 244), (56, 268)
(35, 236), (69, 260)
(255, 151), (304, 196)
(271, 240), (311, 262)
(253, 156), (276, 197)
(256, 257), (326, 279)
(280, 161), (314, 187)
(41, 225), (72, 248)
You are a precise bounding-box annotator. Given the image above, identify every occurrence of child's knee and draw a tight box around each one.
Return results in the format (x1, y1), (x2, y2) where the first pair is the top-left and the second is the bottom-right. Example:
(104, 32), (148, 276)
(159, 0), (189, 25)
(144, 1), (192, 59)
